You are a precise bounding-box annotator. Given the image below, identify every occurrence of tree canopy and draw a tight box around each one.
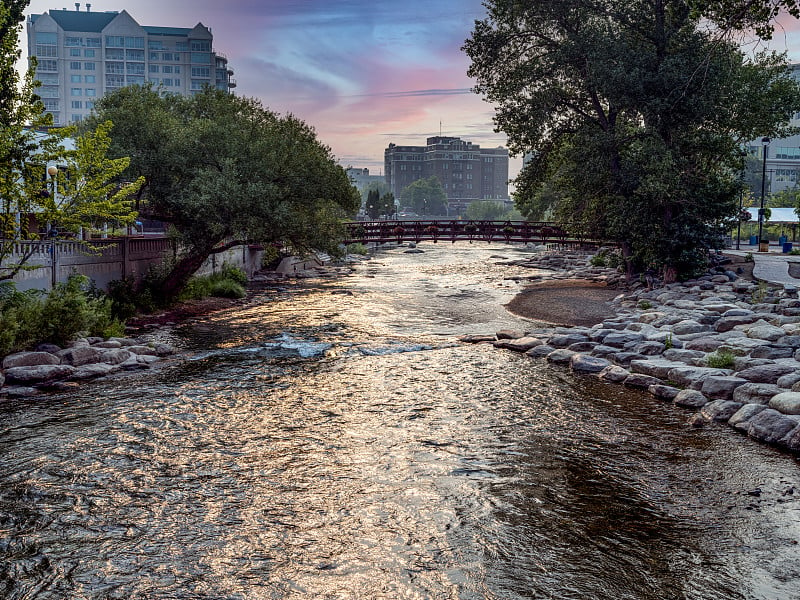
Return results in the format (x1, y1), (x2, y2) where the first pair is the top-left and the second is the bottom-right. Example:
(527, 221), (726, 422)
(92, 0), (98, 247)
(400, 177), (448, 216)
(88, 85), (360, 301)
(365, 188), (395, 219)
(465, 0), (800, 280)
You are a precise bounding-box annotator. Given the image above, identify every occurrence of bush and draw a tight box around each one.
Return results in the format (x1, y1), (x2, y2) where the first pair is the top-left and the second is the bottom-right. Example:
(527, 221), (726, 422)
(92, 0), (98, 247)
(346, 242), (369, 255)
(209, 279), (246, 298)
(180, 264), (249, 302)
(706, 350), (735, 369)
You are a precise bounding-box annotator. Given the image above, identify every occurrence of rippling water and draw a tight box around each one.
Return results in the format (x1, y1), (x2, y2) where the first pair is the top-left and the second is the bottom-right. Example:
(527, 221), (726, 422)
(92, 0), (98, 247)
(2, 244), (800, 599)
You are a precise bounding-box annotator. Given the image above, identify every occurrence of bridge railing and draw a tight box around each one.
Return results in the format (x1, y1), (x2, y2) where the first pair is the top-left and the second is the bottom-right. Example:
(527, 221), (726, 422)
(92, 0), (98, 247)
(343, 220), (596, 245)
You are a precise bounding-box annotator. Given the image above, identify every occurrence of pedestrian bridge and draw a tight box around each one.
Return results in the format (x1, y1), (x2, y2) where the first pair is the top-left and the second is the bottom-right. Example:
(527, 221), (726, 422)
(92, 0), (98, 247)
(343, 220), (607, 246)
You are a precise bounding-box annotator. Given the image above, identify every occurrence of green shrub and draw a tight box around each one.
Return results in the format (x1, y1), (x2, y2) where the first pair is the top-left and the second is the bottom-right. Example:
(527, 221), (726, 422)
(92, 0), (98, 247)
(706, 350), (735, 369)
(179, 264), (249, 302)
(744, 252), (754, 263)
(346, 242), (369, 255)
(590, 254), (607, 267)
(209, 279), (246, 298)
(638, 300), (653, 310)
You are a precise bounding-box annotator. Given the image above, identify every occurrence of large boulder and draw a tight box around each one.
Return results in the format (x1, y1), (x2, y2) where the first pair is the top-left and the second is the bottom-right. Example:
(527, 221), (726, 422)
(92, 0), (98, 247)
(649, 384), (680, 401)
(733, 382), (784, 405)
(750, 345), (796, 360)
(2, 351), (60, 369)
(69, 363), (120, 380)
(494, 337), (544, 351)
(526, 345), (555, 358)
(546, 349), (575, 364)
(736, 363), (799, 384)
(57, 345), (105, 366)
(747, 409), (800, 444)
(672, 320), (708, 336)
(570, 354), (610, 373)
(779, 425), (800, 452)
(602, 332), (644, 348)
(630, 358), (685, 379)
(685, 337), (725, 352)
(744, 321), (787, 342)
(624, 373), (662, 389)
(668, 366), (732, 389)
(4, 364), (75, 384)
(99, 349), (133, 365)
(701, 376), (749, 400)
(714, 314), (760, 333)
(126, 345), (159, 356)
(769, 392), (800, 415)
(496, 329), (524, 340)
(700, 400), (744, 422)
(674, 389), (709, 408)
(728, 403), (768, 431)
(598, 365), (629, 382)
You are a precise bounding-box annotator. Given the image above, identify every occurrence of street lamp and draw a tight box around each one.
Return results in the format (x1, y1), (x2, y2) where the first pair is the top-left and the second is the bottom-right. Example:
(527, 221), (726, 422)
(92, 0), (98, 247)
(47, 165), (58, 236)
(758, 137), (770, 251)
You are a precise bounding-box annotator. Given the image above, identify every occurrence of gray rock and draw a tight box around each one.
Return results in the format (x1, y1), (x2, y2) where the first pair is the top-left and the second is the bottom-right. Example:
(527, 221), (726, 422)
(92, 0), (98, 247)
(685, 337), (725, 352)
(69, 363), (120, 380)
(700, 400), (744, 422)
(672, 320), (708, 335)
(0, 371), (4, 388)
(736, 363), (799, 384)
(589, 345), (618, 358)
(588, 329), (617, 342)
(715, 315), (760, 333)
(599, 365), (630, 382)
(632, 341), (666, 355)
(779, 425), (800, 452)
(92, 340), (123, 349)
(601, 320), (629, 331)
(668, 366), (732, 388)
(747, 409), (799, 444)
(4, 364), (75, 384)
(750, 345), (796, 360)
(567, 341), (597, 353)
(526, 345), (555, 358)
(745, 321), (786, 342)
(546, 349), (575, 364)
(35, 343), (61, 354)
(701, 376), (749, 400)
(603, 332), (645, 348)
(496, 329), (524, 340)
(624, 373), (662, 388)
(733, 382), (784, 405)
(674, 389), (709, 408)
(57, 345), (105, 367)
(3, 386), (40, 398)
(494, 337), (543, 351)
(722, 308), (755, 317)
(2, 351), (60, 369)
(570, 354), (611, 373)
(769, 392), (800, 415)
(649, 384), (680, 401)
(777, 370), (800, 389)
(776, 335), (800, 349)
(662, 348), (706, 363)
(630, 358), (685, 379)
(729, 403), (768, 430)
(548, 333), (590, 348)
(108, 337), (143, 347)
(98, 349), (134, 365)
(611, 352), (647, 367)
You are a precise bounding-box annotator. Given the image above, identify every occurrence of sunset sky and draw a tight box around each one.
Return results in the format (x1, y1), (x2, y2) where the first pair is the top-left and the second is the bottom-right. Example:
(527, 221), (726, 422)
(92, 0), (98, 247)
(17, 1), (800, 185)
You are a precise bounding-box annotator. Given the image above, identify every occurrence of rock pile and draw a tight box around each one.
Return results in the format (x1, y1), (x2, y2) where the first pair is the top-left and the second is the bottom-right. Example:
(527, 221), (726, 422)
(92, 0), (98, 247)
(0, 337), (175, 398)
(463, 251), (800, 454)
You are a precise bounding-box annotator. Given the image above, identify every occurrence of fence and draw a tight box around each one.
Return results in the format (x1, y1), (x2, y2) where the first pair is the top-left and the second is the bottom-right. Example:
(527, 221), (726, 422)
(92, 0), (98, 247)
(1, 237), (265, 292)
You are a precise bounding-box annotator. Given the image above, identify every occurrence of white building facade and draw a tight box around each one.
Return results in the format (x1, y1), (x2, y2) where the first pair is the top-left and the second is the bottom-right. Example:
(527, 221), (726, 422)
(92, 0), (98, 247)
(27, 4), (235, 126)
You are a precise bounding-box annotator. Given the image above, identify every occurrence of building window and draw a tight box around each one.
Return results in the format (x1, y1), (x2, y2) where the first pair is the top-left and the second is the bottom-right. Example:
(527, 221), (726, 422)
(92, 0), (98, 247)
(106, 62), (124, 74)
(71, 88), (82, 96)
(124, 37), (145, 49)
(71, 114), (82, 122)
(126, 63), (145, 75)
(36, 32), (57, 44)
(85, 101), (94, 109)
(174, 78), (181, 86)
(126, 49), (145, 61)
(69, 48), (81, 57)
(191, 66), (210, 78)
(190, 80), (206, 90)
(71, 74), (82, 83)
(175, 66), (181, 74)
(176, 42), (188, 52)
(105, 36), (124, 48)
(66, 37), (82, 47)
(162, 65), (173, 74)
(106, 48), (124, 60)
(162, 78), (173, 87)
(191, 53), (211, 64)
(149, 52), (160, 61)
(43, 98), (59, 111)
(37, 74), (58, 85)
(190, 40), (211, 52)
(86, 37), (100, 48)
(106, 74), (124, 88)
(148, 40), (164, 50)
(84, 75), (95, 83)
(149, 64), (160, 73)
(71, 100), (82, 109)
(35, 44), (58, 57)
(84, 49), (95, 58)
(84, 62), (96, 71)
(70, 62), (82, 70)
(127, 76), (145, 85)
(38, 86), (59, 98)
(85, 89), (96, 97)
(37, 60), (58, 71)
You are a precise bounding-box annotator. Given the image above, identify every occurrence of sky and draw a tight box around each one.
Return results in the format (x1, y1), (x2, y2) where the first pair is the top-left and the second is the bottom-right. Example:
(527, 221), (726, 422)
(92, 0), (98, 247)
(16, 2), (800, 186)
(18, 0), (516, 178)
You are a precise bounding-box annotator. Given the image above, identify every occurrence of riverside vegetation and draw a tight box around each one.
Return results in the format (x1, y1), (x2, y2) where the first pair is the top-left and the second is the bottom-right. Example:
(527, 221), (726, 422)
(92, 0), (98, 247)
(0, 265), (249, 397)
(462, 250), (800, 456)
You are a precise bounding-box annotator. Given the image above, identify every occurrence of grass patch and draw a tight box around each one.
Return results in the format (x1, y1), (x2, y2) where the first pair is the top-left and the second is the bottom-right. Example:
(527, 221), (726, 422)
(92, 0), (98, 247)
(706, 350), (736, 369)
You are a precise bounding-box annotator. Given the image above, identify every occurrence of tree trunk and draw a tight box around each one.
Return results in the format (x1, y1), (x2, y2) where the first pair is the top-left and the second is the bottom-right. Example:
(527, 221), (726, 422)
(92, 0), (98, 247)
(158, 246), (215, 304)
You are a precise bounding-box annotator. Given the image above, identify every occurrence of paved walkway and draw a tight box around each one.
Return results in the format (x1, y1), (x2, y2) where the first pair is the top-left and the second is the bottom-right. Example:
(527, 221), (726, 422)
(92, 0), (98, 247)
(725, 245), (800, 287)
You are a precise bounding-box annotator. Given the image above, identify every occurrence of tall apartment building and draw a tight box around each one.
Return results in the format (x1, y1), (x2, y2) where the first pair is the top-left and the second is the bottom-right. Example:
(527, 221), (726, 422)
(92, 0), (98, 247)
(384, 136), (509, 213)
(26, 4), (235, 126)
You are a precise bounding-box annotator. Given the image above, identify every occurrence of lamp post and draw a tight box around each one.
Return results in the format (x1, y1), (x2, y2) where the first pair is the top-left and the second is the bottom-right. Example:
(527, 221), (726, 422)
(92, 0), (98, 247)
(758, 137), (770, 251)
(46, 165), (58, 235)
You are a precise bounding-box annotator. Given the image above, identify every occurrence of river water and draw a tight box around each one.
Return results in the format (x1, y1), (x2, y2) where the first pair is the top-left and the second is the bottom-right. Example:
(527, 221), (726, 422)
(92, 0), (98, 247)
(2, 243), (800, 599)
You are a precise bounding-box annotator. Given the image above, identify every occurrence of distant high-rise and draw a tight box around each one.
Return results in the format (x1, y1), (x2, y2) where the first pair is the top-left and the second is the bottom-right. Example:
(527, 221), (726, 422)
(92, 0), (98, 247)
(384, 136), (509, 213)
(26, 4), (235, 126)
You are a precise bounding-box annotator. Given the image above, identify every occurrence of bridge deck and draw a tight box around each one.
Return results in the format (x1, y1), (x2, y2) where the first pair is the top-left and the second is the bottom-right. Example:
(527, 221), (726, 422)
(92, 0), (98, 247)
(343, 220), (608, 247)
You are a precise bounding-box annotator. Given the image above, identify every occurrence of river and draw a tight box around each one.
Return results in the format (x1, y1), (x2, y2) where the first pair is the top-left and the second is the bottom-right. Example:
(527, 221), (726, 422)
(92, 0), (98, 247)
(1, 243), (800, 599)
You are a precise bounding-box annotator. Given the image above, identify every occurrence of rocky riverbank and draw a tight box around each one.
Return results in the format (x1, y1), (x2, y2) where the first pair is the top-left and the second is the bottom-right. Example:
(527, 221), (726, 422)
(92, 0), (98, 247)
(462, 249), (800, 455)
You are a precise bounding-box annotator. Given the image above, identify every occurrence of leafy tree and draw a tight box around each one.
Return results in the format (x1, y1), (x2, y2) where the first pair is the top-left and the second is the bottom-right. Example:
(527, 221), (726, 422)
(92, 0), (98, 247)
(360, 181), (391, 205)
(400, 177), (447, 216)
(466, 201), (509, 221)
(689, 0), (800, 38)
(465, 0), (800, 281)
(89, 85), (360, 302)
(364, 188), (394, 218)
